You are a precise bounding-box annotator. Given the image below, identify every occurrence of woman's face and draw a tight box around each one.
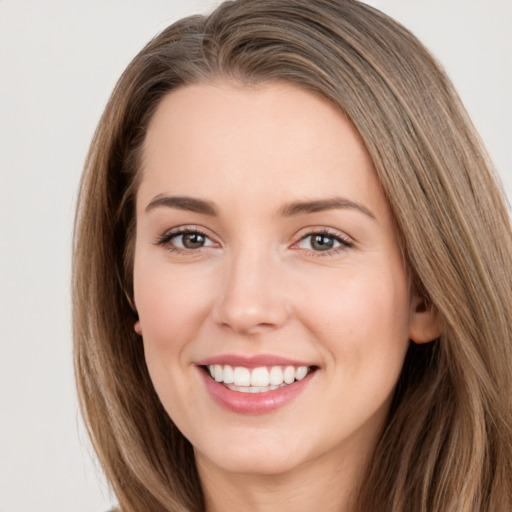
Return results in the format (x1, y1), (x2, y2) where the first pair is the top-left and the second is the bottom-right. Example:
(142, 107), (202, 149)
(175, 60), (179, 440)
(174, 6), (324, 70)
(133, 82), (430, 478)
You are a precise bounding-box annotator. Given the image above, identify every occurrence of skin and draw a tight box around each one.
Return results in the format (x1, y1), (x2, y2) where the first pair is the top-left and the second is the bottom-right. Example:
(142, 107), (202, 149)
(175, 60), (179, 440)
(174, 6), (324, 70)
(133, 81), (439, 512)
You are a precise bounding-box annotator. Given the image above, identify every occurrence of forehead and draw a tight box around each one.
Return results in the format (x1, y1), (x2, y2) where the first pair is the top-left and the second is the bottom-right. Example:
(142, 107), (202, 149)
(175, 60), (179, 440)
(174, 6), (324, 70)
(138, 81), (386, 218)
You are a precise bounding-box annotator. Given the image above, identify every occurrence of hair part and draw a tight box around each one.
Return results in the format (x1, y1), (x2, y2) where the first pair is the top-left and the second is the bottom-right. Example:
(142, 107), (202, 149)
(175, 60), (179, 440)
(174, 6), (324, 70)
(73, 1), (512, 510)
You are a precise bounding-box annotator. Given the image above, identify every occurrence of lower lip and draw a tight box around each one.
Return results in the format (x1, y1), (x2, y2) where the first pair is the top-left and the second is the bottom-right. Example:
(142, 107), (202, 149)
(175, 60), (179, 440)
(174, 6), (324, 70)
(199, 368), (314, 414)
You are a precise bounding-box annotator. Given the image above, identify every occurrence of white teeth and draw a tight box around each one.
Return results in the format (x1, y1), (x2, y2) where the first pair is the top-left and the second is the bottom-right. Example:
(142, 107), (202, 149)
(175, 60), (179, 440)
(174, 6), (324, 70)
(251, 367), (270, 387)
(214, 364), (223, 382)
(269, 366), (284, 385)
(233, 366), (251, 386)
(296, 366), (308, 381)
(223, 365), (234, 384)
(228, 384), (282, 393)
(283, 366), (295, 384)
(206, 364), (312, 389)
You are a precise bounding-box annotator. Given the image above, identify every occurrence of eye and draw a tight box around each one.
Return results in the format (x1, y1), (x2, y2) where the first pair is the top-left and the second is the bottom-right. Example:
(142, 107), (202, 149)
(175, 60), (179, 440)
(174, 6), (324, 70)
(295, 230), (353, 253)
(155, 228), (217, 251)
(174, 232), (209, 249)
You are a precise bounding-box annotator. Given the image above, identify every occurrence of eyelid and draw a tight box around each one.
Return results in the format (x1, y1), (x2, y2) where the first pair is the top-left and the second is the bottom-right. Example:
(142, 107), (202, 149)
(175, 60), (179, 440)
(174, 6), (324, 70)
(291, 226), (354, 254)
(294, 226), (354, 243)
(154, 225), (219, 250)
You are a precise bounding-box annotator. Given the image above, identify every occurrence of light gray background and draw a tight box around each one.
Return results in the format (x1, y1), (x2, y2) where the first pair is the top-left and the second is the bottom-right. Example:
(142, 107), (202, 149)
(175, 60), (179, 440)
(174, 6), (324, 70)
(0, 1), (510, 511)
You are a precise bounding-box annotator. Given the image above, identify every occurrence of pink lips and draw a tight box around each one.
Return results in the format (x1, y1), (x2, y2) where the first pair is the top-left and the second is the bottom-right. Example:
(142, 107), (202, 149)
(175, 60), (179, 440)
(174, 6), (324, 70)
(196, 354), (316, 414)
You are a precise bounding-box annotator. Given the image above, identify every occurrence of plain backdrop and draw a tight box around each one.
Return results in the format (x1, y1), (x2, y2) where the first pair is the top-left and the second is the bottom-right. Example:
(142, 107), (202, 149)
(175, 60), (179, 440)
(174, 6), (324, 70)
(0, 1), (510, 511)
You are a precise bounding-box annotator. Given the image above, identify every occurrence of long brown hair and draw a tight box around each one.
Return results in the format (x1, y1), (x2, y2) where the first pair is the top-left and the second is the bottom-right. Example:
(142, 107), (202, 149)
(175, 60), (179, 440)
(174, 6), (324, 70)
(73, 1), (512, 510)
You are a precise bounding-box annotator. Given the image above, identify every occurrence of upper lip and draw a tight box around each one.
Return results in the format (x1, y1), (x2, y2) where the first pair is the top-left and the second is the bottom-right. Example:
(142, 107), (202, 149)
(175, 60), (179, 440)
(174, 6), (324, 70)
(196, 354), (316, 368)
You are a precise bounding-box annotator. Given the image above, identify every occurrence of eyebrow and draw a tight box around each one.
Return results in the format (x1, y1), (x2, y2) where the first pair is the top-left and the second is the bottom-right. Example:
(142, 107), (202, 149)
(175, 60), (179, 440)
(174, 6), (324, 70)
(145, 195), (218, 215)
(279, 197), (376, 219)
(145, 194), (375, 220)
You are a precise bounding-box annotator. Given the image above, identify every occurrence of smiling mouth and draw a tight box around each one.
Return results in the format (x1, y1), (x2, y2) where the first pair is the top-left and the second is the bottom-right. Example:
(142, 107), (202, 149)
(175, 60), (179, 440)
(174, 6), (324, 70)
(202, 364), (317, 394)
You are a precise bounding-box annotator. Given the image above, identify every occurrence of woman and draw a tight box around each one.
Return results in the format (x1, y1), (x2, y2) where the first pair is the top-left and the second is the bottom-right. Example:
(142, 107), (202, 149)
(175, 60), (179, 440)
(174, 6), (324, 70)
(73, 1), (512, 511)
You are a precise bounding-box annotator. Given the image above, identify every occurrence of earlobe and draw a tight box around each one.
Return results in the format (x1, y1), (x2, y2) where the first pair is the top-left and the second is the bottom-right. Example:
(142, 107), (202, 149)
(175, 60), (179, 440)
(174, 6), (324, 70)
(409, 295), (442, 344)
(132, 294), (143, 336)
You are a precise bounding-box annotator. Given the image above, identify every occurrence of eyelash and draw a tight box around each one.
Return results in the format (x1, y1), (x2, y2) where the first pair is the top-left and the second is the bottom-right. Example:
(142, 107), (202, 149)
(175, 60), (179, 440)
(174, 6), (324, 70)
(154, 227), (354, 256)
(296, 229), (354, 257)
(154, 227), (213, 255)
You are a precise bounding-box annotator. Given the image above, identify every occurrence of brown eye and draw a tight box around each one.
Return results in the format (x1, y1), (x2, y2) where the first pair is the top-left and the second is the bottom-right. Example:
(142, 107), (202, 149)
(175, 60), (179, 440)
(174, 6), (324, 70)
(310, 234), (336, 251)
(180, 232), (206, 249)
(296, 231), (353, 254)
(156, 229), (216, 251)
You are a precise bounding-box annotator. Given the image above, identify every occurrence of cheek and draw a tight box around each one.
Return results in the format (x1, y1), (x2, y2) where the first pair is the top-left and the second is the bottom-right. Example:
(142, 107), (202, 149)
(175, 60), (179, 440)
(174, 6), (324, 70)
(298, 267), (411, 368)
(133, 258), (215, 359)
(133, 259), (216, 420)
(300, 269), (411, 437)
(306, 265), (409, 326)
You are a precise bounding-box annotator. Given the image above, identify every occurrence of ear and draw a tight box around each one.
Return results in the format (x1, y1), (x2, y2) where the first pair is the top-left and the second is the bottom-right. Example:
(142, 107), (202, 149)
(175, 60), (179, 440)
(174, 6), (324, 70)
(132, 294), (143, 336)
(408, 294), (442, 344)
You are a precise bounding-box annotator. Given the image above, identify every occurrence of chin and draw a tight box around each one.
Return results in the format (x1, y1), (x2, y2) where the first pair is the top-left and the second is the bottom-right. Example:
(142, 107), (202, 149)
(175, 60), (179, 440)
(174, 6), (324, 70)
(193, 428), (310, 477)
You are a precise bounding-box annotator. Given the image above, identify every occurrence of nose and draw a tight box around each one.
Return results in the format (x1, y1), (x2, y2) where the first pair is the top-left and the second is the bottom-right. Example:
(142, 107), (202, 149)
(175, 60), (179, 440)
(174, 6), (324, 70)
(212, 245), (291, 336)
